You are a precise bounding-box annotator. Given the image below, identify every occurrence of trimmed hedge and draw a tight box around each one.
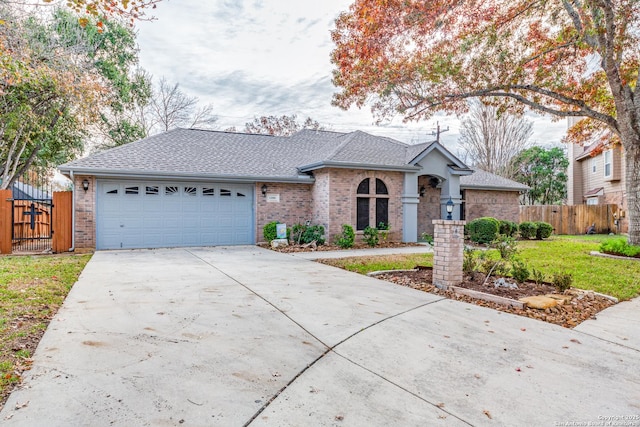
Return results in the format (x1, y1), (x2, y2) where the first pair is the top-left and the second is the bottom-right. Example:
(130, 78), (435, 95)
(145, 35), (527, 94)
(499, 220), (519, 237)
(535, 221), (554, 240)
(518, 221), (538, 239)
(467, 217), (500, 244)
(263, 221), (279, 242)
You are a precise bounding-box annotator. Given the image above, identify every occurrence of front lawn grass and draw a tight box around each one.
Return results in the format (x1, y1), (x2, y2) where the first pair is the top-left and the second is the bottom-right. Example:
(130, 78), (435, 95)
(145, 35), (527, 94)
(320, 236), (640, 301)
(0, 254), (91, 409)
(518, 237), (640, 300)
(318, 253), (433, 275)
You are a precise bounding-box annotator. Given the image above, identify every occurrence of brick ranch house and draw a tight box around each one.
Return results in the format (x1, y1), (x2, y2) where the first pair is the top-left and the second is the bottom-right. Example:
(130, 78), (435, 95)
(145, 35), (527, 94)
(58, 128), (528, 250)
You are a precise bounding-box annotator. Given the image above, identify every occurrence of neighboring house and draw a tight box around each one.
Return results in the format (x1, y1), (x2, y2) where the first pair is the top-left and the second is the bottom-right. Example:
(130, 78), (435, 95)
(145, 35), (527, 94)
(59, 128), (527, 250)
(567, 140), (627, 232)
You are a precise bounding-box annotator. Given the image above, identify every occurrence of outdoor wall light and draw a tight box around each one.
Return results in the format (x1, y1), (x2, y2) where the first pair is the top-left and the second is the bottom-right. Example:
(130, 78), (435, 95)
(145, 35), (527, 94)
(261, 184), (268, 196)
(446, 197), (454, 220)
(82, 179), (90, 192)
(419, 185), (426, 197)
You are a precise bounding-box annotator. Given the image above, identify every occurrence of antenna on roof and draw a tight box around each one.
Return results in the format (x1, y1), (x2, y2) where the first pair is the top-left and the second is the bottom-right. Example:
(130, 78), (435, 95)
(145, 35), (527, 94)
(430, 121), (449, 143)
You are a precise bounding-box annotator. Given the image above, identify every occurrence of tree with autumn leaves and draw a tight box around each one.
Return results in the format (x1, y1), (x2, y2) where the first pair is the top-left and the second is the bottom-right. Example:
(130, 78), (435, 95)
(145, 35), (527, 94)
(331, 0), (640, 244)
(0, 0), (162, 188)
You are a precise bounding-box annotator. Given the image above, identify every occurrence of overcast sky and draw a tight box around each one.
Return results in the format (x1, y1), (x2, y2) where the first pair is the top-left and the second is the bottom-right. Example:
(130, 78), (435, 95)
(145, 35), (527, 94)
(135, 0), (568, 152)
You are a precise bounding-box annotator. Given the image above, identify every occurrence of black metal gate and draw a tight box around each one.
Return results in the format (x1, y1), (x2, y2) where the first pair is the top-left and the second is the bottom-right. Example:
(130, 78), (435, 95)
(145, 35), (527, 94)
(11, 180), (54, 253)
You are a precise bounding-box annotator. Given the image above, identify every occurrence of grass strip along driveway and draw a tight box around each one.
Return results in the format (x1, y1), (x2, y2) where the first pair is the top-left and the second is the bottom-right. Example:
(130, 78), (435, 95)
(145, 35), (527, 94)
(321, 235), (640, 301)
(0, 254), (91, 409)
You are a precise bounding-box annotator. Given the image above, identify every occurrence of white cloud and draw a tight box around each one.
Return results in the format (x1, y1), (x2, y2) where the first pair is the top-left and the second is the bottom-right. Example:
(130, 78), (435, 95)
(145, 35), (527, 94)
(135, 0), (568, 147)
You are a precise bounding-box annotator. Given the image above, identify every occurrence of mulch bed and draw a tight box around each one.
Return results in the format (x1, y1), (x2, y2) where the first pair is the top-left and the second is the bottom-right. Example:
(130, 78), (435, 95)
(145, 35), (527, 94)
(262, 241), (423, 253)
(374, 268), (616, 329)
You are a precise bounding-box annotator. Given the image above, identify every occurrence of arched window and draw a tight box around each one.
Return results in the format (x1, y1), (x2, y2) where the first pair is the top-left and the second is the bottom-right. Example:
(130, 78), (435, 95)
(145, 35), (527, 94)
(356, 178), (389, 230)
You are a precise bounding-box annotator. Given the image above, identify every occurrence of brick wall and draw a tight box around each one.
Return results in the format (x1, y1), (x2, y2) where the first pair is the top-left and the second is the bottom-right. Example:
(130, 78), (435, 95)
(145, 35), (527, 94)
(417, 176), (441, 237)
(322, 169), (404, 242)
(74, 175), (96, 251)
(255, 182), (313, 242)
(464, 189), (520, 223)
(311, 170), (330, 233)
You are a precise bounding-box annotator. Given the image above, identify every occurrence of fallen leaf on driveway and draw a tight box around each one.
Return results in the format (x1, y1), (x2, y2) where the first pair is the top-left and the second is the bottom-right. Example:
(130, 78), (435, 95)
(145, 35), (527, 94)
(570, 339), (581, 344)
(15, 401), (29, 410)
(483, 410), (492, 419)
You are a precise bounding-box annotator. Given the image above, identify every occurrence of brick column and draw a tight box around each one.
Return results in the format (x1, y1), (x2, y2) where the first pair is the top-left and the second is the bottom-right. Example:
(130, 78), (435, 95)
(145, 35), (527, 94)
(432, 219), (466, 289)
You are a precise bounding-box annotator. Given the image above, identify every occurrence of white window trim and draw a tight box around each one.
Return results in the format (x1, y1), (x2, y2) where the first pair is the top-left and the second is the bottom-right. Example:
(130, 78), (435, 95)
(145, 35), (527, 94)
(586, 197), (598, 205)
(603, 150), (612, 178)
(590, 157), (597, 174)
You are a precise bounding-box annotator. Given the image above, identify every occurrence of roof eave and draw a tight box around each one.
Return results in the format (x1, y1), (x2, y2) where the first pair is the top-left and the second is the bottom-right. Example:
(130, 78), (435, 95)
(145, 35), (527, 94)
(448, 165), (474, 176)
(461, 184), (530, 192)
(58, 166), (315, 184)
(409, 141), (468, 168)
(298, 161), (420, 173)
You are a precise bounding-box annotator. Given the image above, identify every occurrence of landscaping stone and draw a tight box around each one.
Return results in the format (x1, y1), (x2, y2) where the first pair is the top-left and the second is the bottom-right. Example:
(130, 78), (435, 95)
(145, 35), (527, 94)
(270, 239), (289, 248)
(519, 296), (559, 309)
(545, 294), (573, 305)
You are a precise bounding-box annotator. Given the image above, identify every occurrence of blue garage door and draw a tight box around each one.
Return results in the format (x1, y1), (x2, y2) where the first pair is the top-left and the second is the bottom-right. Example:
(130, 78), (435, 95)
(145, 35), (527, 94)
(97, 180), (254, 249)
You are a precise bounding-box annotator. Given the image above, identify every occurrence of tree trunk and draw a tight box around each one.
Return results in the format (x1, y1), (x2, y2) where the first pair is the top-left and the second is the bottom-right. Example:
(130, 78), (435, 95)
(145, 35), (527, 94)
(624, 141), (640, 245)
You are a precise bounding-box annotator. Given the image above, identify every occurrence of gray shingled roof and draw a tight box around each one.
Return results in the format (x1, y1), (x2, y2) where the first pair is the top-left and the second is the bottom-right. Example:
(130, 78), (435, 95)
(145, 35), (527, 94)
(60, 128), (424, 180)
(60, 128), (527, 191)
(61, 129), (339, 181)
(460, 168), (529, 191)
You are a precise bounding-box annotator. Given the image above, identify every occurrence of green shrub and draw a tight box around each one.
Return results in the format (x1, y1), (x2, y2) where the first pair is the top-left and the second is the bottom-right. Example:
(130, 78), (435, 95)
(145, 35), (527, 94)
(492, 234), (518, 260)
(463, 247), (478, 275)
(378, 222), (391, 241)
(493, 260), (509, 276)
(499, 220), (519, 237)
(292, 223), (325, 245)
(510, 259), (530, 284)
(518, 221), (538, 239)
(552, 272), (573, 292)
(531, 268), (546, 285)
(535, 221), (554, 240)
(477, 251), (506, 276)
(600, 238), (640, 258)
(335, 224), (355, 249)
(420, 232), (434, 245)
(263, 221), (279, 242)
(467, 217), (500, 244)
(363, 226), (379, 247)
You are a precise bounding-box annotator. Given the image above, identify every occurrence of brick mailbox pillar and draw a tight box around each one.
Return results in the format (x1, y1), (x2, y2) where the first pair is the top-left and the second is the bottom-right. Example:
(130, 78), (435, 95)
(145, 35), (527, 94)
(432, 219), (466, 289)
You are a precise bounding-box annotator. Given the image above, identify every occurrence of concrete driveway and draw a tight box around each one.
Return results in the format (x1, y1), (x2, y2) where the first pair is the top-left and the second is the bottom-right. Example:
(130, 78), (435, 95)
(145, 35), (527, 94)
(1, 246), (639, 426)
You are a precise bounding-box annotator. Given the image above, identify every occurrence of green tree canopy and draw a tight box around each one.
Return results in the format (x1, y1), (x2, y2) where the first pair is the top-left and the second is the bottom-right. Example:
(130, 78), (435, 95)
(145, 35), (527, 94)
(511, 146), (569, 206)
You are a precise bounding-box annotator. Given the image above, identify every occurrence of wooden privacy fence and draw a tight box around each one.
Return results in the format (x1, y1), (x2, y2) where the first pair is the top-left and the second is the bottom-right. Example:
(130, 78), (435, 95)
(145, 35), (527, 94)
(0, 189), (73, 254)
(52, 191), (73, 253)
(13, 200), (51, 240)
(519, 204), (618, 235)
